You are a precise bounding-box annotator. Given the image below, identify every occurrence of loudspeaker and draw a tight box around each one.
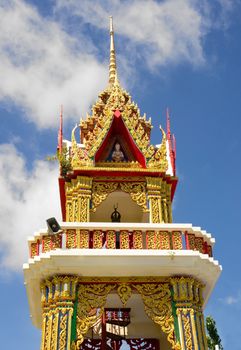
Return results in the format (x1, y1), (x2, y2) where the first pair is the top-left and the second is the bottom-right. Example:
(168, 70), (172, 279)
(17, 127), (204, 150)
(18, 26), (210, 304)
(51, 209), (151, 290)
(46, 217), (61, 234)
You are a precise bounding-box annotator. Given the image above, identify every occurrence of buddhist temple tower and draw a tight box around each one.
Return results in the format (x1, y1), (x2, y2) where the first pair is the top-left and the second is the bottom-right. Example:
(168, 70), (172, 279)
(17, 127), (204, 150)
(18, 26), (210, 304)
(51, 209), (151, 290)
(24, 18), (222, 350)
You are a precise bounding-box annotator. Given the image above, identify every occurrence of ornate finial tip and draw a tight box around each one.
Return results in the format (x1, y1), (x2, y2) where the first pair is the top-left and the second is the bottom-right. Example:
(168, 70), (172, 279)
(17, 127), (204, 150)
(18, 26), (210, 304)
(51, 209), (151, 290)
(109, 16), (113, 32)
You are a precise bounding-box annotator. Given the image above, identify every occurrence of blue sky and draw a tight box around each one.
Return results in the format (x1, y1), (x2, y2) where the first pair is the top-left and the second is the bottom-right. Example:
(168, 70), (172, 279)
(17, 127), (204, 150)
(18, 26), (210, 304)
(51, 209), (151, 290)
(0, 0), (241, 349)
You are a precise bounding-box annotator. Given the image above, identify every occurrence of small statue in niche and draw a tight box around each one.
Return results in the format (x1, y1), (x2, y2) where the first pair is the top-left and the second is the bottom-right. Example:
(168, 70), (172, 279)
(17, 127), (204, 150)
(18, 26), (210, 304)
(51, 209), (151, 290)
(111, 142), (124, 162)
(111, 205), (121, 222)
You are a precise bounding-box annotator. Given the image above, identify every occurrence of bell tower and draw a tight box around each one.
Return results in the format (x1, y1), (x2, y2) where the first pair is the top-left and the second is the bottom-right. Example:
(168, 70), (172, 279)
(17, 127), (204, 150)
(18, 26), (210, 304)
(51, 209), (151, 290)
(24, 17), (221, 350)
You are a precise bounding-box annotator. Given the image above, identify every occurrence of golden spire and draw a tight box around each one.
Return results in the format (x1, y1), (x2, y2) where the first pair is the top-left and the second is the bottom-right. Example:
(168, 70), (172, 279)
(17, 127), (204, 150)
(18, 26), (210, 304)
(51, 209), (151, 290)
(109, 16), (117, 85)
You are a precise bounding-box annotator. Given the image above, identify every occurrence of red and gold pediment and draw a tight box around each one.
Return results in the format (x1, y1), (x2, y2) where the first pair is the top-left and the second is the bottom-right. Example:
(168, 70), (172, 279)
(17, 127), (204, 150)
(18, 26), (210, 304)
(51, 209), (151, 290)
(66, 81), (169, 173)
(80, 81), (153, 162)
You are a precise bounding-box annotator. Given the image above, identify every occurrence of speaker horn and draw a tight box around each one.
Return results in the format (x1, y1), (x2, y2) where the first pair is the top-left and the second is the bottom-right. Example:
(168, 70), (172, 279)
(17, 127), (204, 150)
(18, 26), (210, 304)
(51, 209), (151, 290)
(46, 217), (62, 234)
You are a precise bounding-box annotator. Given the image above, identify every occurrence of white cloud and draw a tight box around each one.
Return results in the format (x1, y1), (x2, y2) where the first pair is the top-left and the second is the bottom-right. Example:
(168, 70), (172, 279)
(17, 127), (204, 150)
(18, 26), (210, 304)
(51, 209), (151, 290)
(0, 0), (107, 129)
(0, 0), (236, 129)
(55, 0), (235, 71)
(220, 292), (241, 305)
(0, 144), (61, 271)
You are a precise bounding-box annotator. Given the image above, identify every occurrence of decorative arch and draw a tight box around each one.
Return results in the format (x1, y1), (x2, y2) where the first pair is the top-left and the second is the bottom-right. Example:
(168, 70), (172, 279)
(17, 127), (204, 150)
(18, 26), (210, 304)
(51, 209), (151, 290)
(91, 181), (148, 213)
(72, 281), (181, 350)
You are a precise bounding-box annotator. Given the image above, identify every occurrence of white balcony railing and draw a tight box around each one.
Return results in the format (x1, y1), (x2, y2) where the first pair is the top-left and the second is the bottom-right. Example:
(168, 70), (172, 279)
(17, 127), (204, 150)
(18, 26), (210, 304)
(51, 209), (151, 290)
(28, 222), (214, 259)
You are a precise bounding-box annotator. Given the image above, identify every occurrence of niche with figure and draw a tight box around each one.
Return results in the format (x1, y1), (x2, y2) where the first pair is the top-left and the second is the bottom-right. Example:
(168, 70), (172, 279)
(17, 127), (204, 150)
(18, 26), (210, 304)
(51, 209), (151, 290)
(90, 191), (149, 223)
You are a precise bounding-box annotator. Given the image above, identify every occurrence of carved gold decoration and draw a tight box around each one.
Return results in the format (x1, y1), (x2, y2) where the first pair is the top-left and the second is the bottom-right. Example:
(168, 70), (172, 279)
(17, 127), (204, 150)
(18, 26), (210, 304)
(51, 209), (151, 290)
(117, 284), (132, 306)
(147, 126), (168, 171)
(120, 182), (148, 211)
(50, 314), (58, 350)
(77, 276), (169, 284)
(40, 276), (79, 350)
(46, 313), (53, 350)
(79, 196), (89, 222)
(65, 176), (92, 222)
(133, 283), (180, 350)
(42, 236), (52, 253)
(146, 230), (156, 249)
(172, 232), (183, 250)
(41, 276), (207, 350)
(187, 233), (195, 250)
(59, 313), (68, 350)
(93, 230), (103, 249)
(41, 314), (47, 350)
(91, 182), (118, 212)
(79, 76), (154, 163)
(40, 276), (206, 350)
(162, 198), (168, 223)
(120, 231), (129, 249)
(150, 197), (162, 223)
(155, 231), (161, 249)
(96, 161), (141, 168)
(195, 237), (204, 253)
(160, 231), (171, 249)
(106, 230), (116, 249)
(78, 230), (89, 248)
(30, 241), (38, 258)
(146, 177), (162, 223)
(75, 284), (115, 347)
(91, 181), (148, 212)
(170, 277), (205, 307)
(66, 229), (76, 249)
(181, 310), (193, 350)
(71, 124), (93, 169)
(94, 176), (145, 182)
(133, 230), (143, 249)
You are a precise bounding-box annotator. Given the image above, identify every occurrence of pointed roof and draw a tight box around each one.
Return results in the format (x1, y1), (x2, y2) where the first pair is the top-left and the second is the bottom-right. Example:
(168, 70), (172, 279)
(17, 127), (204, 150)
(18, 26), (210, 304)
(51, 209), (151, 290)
(70, 18), (171, 173)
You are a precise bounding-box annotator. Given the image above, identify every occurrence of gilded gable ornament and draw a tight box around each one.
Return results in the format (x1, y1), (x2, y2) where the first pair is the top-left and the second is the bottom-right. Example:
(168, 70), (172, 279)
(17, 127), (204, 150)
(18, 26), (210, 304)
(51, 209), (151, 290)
(71, 124), (93, 169)
(147, 126), (168, 171)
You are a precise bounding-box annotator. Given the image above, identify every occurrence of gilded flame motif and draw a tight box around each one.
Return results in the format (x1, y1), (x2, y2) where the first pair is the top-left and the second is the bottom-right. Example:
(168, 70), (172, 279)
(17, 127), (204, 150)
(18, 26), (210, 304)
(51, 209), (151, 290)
(147, 126), (168, 171)
(75, 284), (116, 347)
(71, 124), (93, 169)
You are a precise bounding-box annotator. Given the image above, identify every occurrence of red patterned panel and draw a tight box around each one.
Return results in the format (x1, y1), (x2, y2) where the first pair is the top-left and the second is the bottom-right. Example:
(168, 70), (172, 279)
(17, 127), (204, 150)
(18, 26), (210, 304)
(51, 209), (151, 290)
(106, 230), (116, 249)
(66, 229), (77, 249)
(187, 233), (195, 250)
(146, 231), (156, 249)
(172, 231), (183, 250)
(79, 230), (89, 249)
(30, 241), (39, 258)
(195, 237), (204, 253)
(133, 231), (143, 249)
(42, 235), (52, 253)
(160, 231), (171, 249)
(93, 230), (103, 249)
(120, 231), (130, 249)
(52, 233), (62, 249)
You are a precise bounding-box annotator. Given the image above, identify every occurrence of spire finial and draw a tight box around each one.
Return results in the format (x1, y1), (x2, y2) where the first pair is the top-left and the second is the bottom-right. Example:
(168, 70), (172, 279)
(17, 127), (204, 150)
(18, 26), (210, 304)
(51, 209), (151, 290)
(58, 105), (63, 153)
(166, 107), (171, 139)
(109, 16), (117, 85)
